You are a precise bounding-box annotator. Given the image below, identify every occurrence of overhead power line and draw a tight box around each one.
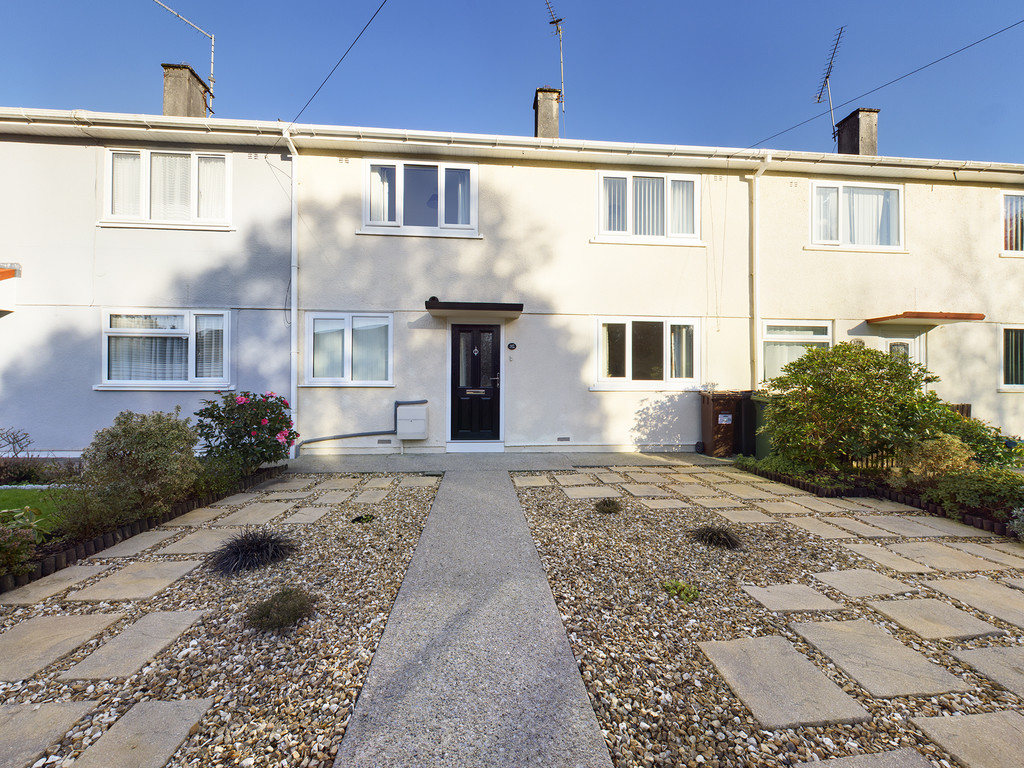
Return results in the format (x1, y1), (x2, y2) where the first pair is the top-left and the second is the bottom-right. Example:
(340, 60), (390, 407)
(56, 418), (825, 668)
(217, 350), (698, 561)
(742, 15), (1024, 151)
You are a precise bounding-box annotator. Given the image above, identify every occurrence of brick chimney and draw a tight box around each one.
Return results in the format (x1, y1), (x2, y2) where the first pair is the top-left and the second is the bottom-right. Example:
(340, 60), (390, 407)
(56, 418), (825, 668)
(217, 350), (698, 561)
(162, 63), (211, 118)
(836, 108), (879, 156)
(534, 87), (561, 139)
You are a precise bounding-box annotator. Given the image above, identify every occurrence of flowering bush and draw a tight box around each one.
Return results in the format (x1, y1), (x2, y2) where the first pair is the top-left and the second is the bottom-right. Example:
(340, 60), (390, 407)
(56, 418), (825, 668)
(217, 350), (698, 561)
(195, 391), (298, 474)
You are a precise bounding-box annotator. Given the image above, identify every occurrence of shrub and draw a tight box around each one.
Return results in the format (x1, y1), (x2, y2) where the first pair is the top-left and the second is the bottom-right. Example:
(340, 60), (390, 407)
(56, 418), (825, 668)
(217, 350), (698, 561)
(662, 579), (700, 603)
(0, 506), (54, 545)
(351, 513), (374, 524)
(917, 400), (1023, 467)
(0, 516), (36, 576)
(890, 433), (975, 488)
(80, 409), (200, 527)
(207, 528), (297, 575)
(245, 586), (315, 631)
(47, 483), (110, 541)
(763, 343), (937, 472)
(1010, 508), (1024, 538)
(195, 392), (299, 476)
(192, 454), (245, 498)
(595, 498), (622, 514)
(920, 466), (1024, 521)
(691, 524), (743, 550)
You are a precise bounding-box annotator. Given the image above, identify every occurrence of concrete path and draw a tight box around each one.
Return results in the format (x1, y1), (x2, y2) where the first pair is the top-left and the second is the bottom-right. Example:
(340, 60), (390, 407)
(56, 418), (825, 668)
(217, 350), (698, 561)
(333, 470), (612, 768)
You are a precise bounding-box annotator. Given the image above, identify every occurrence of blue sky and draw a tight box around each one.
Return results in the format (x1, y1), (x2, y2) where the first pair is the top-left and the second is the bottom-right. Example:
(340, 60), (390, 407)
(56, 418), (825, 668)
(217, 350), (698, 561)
(3, 1), (1023, 163)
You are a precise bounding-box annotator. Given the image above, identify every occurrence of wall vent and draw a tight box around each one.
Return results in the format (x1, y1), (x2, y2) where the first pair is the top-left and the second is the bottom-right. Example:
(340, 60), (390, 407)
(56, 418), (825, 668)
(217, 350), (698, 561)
(377, 438), (392, 445)
(557, 436), (571, 442)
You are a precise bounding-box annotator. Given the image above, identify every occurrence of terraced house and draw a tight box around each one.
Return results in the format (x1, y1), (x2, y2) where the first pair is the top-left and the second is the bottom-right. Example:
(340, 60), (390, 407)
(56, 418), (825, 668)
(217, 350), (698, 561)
(2, 67), (1023, 455)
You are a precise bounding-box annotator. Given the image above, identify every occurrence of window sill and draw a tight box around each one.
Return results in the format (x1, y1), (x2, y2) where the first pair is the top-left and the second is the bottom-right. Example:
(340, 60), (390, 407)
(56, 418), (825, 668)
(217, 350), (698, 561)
(94, 383), (234, 391)
(590, 236), (706, 247)
(589, 383), (700, 392)
(357, 228), (482, 240)
(803, 245), (908, 255)
(98, 220), (235, 232)
(299, 382), (395, 388)
(998, 387), (1024, 393)
(998, 251), (1024, 259)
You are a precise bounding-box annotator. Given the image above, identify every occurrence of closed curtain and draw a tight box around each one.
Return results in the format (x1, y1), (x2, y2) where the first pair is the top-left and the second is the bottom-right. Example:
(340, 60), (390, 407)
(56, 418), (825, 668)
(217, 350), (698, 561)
(814, 186), (838, 241)
(194, 314), (224, 378)
(197, 156), (226, 219)
(312, 318), (346, 378)
(670, 324), (693, 378)
(108, 314), (188, 381)
(369, 165), (396, 223)
(763, 341), (828, 381)
(111, 152), (141, 216)
(1006, 195), (1024, 251)
(151, 153), (191, 220)
(602, 177), (626, 232)
(845, 186), (897, 246)
(444, 168), (471, 225)
(352, 317), (389, 381)
(633, 176), (664, 236)
(669, 180), (694, 235)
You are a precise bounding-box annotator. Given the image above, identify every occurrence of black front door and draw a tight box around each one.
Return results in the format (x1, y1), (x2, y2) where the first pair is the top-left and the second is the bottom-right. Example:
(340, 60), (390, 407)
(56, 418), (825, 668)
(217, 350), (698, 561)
(451, 324), (500, 440)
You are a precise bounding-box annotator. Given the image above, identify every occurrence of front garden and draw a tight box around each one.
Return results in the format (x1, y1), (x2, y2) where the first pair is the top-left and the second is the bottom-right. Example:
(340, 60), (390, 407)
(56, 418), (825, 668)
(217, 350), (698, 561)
(735, 342), (1024, 534)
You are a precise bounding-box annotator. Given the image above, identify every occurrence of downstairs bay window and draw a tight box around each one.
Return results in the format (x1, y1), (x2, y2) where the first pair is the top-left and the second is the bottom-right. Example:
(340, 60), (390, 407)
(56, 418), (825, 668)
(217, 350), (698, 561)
(101, 310), (229, 388)
(596, 318), (698, 389)
(305, 313), (393, 386)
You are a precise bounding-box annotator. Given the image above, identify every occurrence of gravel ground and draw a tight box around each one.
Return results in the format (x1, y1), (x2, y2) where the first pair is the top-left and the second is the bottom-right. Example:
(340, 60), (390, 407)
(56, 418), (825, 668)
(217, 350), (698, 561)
(0, 473), (434, 768)
(517, 466), (1024, 768)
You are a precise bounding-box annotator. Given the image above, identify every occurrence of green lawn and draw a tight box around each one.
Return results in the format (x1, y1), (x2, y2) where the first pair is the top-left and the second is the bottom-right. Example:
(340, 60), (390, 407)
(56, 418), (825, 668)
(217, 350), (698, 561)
(0, 487), (61, 520)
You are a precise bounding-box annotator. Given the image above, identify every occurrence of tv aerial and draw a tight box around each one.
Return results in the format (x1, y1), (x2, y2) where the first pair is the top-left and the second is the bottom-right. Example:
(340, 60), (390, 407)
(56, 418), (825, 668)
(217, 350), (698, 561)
(152, 0), (216, 114)
(544, 0), (566, 133)
(816, 25), (845, 143)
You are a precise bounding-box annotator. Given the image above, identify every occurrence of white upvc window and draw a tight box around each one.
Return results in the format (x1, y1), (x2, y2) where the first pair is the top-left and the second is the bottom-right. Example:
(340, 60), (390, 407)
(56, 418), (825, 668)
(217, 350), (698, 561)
(105, 149), (230, 226)
(597, 171), (701, 243)
(762, 321), (832, 381)
(362, 160), (477, 236)
(1004, 194), (1024, 252)
(811, 180), (903, 248)
(595, 317), (699, 389)
(1002, 326), (1024, 388)
(305, 312), (393, 386)
(101, 309), (230, 388)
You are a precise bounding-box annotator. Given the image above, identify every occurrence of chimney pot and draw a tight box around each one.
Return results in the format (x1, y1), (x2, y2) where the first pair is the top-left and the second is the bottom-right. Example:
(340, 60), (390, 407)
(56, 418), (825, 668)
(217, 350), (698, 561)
(162, 63), (211, 118)
(534, 87), (561, 139)
(836, 108), (879, 156)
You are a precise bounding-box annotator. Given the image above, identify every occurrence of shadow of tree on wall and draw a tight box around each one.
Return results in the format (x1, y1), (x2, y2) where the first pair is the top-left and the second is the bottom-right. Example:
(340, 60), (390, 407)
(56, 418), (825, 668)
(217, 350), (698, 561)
(630, 392), (701, 452)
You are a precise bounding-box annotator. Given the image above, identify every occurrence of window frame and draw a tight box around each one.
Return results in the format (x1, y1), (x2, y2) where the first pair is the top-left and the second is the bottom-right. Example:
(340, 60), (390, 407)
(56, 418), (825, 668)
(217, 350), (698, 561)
(761, 321), (833, 382)
(98, 308), (231, 390)
(102, 148), (232, 229)
(809, 180), (904, 250)
(1001, 325), (1024, 390)
(303, 311), (395, 387)
(1003, 193), (1024, 255)
(595, 171), (702, 244)
(592, 316), (700, 391)
(361, 159), (479, 237)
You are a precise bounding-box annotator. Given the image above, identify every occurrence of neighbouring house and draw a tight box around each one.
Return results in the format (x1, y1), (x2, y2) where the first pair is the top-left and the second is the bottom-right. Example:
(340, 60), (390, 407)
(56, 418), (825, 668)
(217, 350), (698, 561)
(2, 67), (1023, 455)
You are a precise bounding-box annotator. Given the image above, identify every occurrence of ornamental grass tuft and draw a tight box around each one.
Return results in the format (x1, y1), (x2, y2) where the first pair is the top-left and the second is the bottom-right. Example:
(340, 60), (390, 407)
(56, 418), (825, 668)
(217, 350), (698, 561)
(594, 498), (622, 514)
(245, 586), (315, 631)
(206, 527), (296, 575)
(691, 524), (743, 550)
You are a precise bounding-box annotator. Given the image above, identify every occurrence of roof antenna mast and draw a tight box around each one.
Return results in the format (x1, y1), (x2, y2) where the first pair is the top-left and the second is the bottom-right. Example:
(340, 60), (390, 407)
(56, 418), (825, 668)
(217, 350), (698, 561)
(544, 0), (566, 135)
(815, 25), (845, 144)
(151, 0), (215, 115)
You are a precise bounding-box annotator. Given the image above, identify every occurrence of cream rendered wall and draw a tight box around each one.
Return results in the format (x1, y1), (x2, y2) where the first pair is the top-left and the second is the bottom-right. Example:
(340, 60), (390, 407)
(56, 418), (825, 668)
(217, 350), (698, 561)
(757, 173), (1024, 435)
(0, 141), (293, 452)
(294, 152), (753, 451)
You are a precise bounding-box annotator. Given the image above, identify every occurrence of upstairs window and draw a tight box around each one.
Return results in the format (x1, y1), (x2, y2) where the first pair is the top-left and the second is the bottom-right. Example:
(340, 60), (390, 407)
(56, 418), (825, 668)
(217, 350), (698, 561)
(107, 149), (229, 226)
(102, 310), (229, 388)
(812, 181), (902, 248)
(596, 317), (698, 389)
(363, 160), (477, 236)
(1005, 194), (1024, 251)
(598, 172), (700, 242)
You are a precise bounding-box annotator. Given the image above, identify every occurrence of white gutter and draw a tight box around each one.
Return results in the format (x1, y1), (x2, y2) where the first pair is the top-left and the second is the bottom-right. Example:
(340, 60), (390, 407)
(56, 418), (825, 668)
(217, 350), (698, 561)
(282, 128), (300, 458)
(748, 154), (772, 390)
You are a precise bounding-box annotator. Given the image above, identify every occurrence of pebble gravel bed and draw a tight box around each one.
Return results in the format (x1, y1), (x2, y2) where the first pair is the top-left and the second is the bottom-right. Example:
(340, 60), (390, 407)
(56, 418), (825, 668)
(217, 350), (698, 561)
(517, 465), (1024, 768)
(0, 473), (434, 768)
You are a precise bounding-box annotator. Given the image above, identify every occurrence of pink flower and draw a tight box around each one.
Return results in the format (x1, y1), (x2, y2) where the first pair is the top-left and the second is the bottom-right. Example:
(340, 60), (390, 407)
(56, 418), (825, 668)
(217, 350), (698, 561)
(251, 430), (258, 436)
(276, 430), (289, 444)
(282, 399), (289, 408)
(236, 395), (250, 405)
(261, 418), (269, 425)
(266, 391), (276, 397)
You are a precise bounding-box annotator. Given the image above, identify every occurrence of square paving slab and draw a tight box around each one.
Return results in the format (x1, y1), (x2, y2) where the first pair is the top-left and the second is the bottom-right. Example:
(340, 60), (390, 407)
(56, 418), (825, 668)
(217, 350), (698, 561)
(664, 473), (702, 483)
(824, 498), (875, 512)
(718, 483), (779, 500)
(211, 502), (293, 526)
(986, 541), (1024, 557)
(0, 701), (94, 768)
(0, 614), (123, 680)
(562, 486), (620, 499)
(715, 508), (777, 523)
(694, 497), (748, 509)
(512, 475), (551, 487)
(256, 477), (310, 491)
(161, 507), (223, 527)
(69, 561), (201, 601)
(1006, 577), (1024, 592)
(72, 698), (214, 768)
(158, 529), (236, 555)
(263, 490), (314, 501)
(749, 482), (797, 495)
(210, 492), (257, 506)
(742, 584), (842, 612)
(869, 598), (1005, 640)
(555, 473), (595, 486)
(352, 489), (389, 504)
(790, 497), (845, 513)
(842, 543), (935, 574)
(927, 577), (1024, 629)
(821, 516), (894, 539)
(282, 507), (330, 524)
(812, 569), (913, 598)
(755, 500), (817, 515)
(624, 472), (666, 483)
(363, 477), (394, 489)
(89, 530), (178, 559)
(794, 749), (933, 768)
(698, 636), (869, 729)
(669, 484), (721, 498)
(319, 477), (360, 490)
(945, 541), (1024, 568)
(857, 499), (918, 513)
(853, 515), (948, 538)
(640, 498), (688, 509)
(316, 490), (353, 504)
(888, 541), (1006, 572)
(906, 516), (996, 538)
(596, 472), (624, 484)
(398, 476), (439, 488)
(621, 484), (671, 497)
(912, 710), (1024, 768)
(785, 517), (857, 539)
(0, 564), (112, 605)
(60, 610), (206, 680)
(952, 645), (1024, 698)
(792, 619), (971, 697)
